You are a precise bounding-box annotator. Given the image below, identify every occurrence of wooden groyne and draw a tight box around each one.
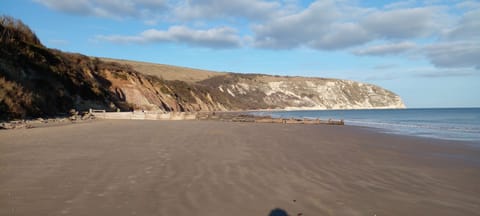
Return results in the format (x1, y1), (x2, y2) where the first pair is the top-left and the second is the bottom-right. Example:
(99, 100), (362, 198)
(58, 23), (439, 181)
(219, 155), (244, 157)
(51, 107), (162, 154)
(255, 117), (344, 125)
(198, 113), (344, 125)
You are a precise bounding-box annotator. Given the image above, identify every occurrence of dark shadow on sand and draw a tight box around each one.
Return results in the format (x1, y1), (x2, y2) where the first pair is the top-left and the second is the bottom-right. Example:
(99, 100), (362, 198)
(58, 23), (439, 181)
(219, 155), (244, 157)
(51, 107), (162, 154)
(268, 208), (289, 216)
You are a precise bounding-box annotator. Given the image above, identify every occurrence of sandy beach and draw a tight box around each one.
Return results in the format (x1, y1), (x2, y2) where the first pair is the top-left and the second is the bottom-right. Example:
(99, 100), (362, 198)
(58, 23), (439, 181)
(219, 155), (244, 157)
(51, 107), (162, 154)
(1, 120), (479, 216)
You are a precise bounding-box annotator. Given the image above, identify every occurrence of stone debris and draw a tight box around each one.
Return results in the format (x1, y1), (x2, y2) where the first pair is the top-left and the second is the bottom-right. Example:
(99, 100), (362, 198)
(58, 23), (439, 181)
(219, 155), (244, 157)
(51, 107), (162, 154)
(0, 111), (96, 130)
(1, 120), (28, 129)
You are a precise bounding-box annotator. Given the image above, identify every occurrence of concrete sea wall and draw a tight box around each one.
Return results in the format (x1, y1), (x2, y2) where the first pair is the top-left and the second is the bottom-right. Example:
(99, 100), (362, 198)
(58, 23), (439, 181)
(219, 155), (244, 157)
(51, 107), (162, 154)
(91, 110), (197, 120)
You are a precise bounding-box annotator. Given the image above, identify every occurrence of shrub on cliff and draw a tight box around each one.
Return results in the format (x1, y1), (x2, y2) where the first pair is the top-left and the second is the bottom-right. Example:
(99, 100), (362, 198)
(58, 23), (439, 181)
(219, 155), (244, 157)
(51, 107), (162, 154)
(0, 15), (41, 46)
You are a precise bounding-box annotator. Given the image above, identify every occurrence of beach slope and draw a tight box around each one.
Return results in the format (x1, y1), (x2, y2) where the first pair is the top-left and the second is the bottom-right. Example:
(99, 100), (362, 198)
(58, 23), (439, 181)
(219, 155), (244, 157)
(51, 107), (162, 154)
(0, 120), (479, 215)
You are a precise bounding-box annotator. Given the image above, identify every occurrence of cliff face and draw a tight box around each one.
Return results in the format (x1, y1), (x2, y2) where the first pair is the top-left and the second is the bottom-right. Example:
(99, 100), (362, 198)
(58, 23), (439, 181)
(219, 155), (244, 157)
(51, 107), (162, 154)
(0, 16), (220, 119)
(198, 75), (405, 110)
(0, 16), (405, 120)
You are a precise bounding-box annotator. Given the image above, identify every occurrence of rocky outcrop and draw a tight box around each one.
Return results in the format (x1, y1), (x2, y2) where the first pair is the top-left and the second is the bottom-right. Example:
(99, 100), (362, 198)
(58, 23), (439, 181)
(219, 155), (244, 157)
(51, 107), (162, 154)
(0, 16), (405, 120)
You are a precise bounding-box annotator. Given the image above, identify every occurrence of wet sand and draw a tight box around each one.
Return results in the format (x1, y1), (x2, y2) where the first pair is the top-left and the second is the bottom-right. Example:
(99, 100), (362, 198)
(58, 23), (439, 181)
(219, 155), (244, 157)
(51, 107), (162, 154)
(1, 120), (479, 216)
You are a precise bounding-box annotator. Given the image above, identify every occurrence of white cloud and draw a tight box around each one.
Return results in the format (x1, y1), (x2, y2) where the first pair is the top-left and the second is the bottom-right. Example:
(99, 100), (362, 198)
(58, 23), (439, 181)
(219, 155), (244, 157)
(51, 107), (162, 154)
(422, 7), (480, 70)
(444, 9), (480, 40)
(309, 23), (372, 50)
(172, 0), (284, 21)
(361, 7), (443, 39)
(384, 0), (417, 9)
(252, 2), (446, 50)
(405, 67), (479, 78)
(417, 69), (478, 78)
(353, 42), (416, 56)
(424, 41), (480, 69)
(33, 0), (167, 20)
(97, 26), (242, 48)
(34, 0), (480, 70)
(33, 0), (288, 22)
(33, 0), (93, 15)
(253, 1), (348, 49)
(456, 1), (480, 10)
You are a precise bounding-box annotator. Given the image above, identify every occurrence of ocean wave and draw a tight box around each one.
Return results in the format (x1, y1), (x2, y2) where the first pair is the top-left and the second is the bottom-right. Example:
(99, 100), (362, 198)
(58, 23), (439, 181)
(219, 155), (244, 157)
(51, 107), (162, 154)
(345, 119), (480, 134)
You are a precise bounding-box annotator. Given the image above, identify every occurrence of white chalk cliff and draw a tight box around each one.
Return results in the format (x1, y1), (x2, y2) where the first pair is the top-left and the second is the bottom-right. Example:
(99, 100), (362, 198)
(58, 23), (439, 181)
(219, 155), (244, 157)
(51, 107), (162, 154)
(197, 74), (405, 110)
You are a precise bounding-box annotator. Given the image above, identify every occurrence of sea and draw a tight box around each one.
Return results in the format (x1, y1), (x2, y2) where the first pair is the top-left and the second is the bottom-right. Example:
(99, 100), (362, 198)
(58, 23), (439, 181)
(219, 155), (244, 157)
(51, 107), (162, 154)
(250, 108), (480, 143)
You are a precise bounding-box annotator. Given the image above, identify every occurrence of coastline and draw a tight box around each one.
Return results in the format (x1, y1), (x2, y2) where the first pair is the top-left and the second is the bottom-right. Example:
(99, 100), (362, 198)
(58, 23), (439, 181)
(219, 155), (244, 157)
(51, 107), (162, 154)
(1, 120), (479, 215)
(246, 108), (480, 143)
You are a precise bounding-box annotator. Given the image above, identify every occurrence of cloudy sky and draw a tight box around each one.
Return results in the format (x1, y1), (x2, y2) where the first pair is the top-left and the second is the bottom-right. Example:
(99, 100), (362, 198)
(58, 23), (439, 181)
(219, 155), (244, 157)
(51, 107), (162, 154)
(2, 0), (480, 108)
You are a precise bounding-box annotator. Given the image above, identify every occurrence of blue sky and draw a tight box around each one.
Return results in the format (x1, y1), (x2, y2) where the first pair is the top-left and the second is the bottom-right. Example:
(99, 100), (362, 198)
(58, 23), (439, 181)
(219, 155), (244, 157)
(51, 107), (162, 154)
(2, 0), (479, 108)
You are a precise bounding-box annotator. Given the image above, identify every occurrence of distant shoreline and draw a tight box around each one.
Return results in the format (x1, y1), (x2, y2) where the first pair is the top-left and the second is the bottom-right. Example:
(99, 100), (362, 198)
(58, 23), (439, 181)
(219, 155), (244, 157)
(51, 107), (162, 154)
(247, 108), (480, 143)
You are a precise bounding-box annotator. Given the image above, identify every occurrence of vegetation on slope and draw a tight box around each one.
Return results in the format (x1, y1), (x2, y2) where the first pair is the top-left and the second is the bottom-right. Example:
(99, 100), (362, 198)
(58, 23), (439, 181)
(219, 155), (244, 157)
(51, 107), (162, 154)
(101, 58), (225, 83)
(0, 16), (224, 120)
